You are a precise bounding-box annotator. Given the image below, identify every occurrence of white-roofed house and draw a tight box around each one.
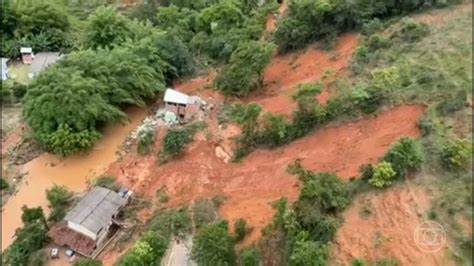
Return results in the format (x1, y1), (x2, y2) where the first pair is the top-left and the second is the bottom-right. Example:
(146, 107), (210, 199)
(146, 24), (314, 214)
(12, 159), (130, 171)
(20, 47), (33, 64)
(164, 88), (202, 121)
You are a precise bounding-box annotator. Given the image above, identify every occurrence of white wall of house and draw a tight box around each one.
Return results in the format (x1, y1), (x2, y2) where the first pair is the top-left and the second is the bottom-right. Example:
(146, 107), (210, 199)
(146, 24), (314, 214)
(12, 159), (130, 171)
(68, 221), (98, 241)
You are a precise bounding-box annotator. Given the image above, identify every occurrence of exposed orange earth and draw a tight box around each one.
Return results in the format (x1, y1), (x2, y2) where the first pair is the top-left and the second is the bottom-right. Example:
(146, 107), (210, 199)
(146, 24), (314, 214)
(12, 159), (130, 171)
(332, 183), (454, 265)
(106, 105), (424, 254)
(246, 33), (359, 116)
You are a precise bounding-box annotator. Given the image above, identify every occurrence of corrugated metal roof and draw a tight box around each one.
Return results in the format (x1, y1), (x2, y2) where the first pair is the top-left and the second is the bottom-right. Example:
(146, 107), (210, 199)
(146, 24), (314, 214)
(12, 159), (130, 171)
(164, 88), (190, 105)
(64, 187), (126, 234)
(29, 52), (60, 75)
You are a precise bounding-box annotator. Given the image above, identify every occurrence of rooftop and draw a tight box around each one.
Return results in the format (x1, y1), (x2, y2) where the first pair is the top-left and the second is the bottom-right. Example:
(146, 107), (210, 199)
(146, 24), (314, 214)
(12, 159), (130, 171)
(20, 47), (32, 53)
(164, 88), (190, 105)
(29, 52), (61, 75)
(64, 187), (126, 235)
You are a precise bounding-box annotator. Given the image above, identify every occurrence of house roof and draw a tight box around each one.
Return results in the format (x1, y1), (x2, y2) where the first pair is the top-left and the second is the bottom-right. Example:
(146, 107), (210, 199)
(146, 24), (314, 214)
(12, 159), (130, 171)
(64, 187), (126, 235)
(164, 88), (190, 105)
(20, 47), (32, 53)
(29, 52), (61, 75)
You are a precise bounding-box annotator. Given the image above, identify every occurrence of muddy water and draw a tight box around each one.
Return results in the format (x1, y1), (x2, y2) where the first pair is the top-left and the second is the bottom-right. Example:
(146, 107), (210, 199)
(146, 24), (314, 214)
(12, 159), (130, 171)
(1, 107), (148, 251)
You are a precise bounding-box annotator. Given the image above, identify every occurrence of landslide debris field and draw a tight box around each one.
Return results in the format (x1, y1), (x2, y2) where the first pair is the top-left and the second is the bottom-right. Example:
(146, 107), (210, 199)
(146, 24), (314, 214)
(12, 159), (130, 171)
(1, 1), (472, 266)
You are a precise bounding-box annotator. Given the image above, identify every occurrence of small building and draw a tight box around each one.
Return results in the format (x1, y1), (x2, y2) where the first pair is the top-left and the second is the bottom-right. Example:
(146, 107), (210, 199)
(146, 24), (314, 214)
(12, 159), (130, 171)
(28, 52), (61, 79)
(49, 187), (130, 257)
(20, 47), (33, 64)
(164, 88), (202, 121)
(1, 58), (9, 80)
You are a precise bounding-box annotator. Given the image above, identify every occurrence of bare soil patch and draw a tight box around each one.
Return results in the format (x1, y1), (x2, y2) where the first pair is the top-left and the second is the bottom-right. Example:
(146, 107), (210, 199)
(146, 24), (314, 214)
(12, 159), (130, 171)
(332, 182), (453, 265)
(106, 105), (424, 257)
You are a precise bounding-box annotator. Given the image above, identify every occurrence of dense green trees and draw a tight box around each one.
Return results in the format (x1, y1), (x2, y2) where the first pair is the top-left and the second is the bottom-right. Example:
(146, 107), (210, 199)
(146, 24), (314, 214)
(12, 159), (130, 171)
(273, 0), (458, 53)
(3, 206), (49, 265)
(46, 185), (73, 221)
(215, 40), (275, 96)
(1, 1), (71, 57)
(192, 220), (236, 265)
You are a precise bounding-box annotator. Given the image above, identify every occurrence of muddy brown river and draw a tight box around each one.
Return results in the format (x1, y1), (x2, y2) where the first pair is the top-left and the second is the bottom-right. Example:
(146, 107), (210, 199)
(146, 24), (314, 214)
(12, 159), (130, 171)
(1, 107), (148, 250)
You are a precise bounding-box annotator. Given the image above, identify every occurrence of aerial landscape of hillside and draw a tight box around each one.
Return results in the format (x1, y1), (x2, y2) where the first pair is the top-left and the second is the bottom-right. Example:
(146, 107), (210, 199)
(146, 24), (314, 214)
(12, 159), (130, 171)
(1, 0), (472, 265)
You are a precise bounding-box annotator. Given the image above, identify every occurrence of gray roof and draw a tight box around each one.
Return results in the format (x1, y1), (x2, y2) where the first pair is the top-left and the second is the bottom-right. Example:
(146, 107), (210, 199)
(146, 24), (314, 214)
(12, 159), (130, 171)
(64, 187), (126, 234)
(29, 52), (61, 75)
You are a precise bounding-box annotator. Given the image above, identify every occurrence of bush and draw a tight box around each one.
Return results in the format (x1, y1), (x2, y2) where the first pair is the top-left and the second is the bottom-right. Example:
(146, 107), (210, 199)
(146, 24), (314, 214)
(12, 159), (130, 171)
(369, 162), (397, 188)
(296, 171), (351, 214)
(93, 175), (118, 191)
(361, 18), (384, 36)
(257, 113), (289, 148)
(238, 246), (260, 266)
(1, 178), (9, 190)
(352, 258), (366, 266)
(289, 239), (328, 266)
(441, 138), (472, 170)
(234, 218), (249, 242)
(383, 137), (423, 178)
(192, 220), (236, 265)
(4, 222), (48, 265)
(391, 18), (429, 42)
(161, 128), (192, 158)
(46, 184), (73, 221)
(366, 34), (391, 51)
(137, 128), (156, 155)
(435, 89), (467, 115)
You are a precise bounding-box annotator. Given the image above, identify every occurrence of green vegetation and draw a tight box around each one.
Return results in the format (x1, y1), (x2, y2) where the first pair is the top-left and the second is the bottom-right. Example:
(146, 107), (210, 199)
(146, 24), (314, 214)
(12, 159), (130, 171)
(45, 184), (73, 222)
(117, 207), (192, 266)
(1, 1), (71, 58)
(93, 175), (118, 191)
(273, 0), (458, 53)
(1, 178), (9, 190)
(440, 138), (472, 170)
(234, 218), (250, 242)
(137, 128), (156, 155)
(159, 122), (206, 162)
(238, 246), (260, 266)
(369, 162), (396, 188)
(192, 220), (236, 266)
(214, 40), (275, 96)
(3, 206), (49, 265)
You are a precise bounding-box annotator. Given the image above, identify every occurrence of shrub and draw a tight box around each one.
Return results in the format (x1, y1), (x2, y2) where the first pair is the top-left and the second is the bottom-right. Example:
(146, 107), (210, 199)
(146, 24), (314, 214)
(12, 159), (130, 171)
(441, 138), (472, 169)
(369, 162), (397, 188)
(257, 113), (289, 147)
(46, 185), (73, 208)
(192, 220), (236, 265)
(391, 18), (429, 42)
(361, 18), (384, 36)
(352, 45), (369, 65)
(43, 124), (102, 157)
(435, 89), (467, 115)
(46, 184), (73, 221)
(370, 67), (401, 91)
(137, 128), (156, 155)
(289, 238), (328, 266)
(366, 34), (391, 51)
(1, 178), (9, 190)
(4, 222), (48, 265)
(297, 171), (351, 214)
(93, 175), (118, 191)
(238, 246), (260, 266)
(351, 83), (384, 114)
(383, 137), (423, 178)
(161, 128), (192, 159)
(234, 218), (249, 242)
